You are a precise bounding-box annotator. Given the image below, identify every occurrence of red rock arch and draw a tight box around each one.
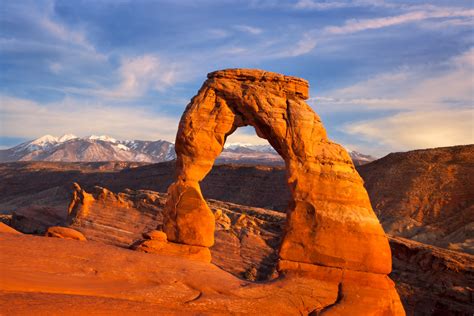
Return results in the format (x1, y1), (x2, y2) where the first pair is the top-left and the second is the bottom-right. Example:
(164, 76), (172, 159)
(163, 69), (391, 274)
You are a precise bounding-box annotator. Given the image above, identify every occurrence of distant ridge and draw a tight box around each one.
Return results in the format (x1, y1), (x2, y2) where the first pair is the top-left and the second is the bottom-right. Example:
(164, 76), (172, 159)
(0, 134), (375, 166)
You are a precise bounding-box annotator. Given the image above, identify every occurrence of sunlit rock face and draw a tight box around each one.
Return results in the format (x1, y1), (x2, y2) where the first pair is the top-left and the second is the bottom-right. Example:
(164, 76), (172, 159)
(164, 69), (391, 271)
(162, 69), (404, 314)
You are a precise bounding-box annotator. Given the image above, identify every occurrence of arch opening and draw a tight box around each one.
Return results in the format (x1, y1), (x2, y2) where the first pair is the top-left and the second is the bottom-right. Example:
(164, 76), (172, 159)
(201, 126), (290, 280)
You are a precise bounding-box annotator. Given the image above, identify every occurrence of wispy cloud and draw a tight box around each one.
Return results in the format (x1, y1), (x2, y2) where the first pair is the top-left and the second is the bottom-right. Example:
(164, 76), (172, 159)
(233, 24), (263, 35)
(38, 14), (93, 51)
(0, 95), (179, 141)
(99, 55), (182, 99)
(62, 54), (186, 100)
(324, 48), (474, 153)
(48, 62), (62, 74)
(207, 28), (231, 39)
(294, 0), (393, 10)
(345, 109), (473, 150)
(277, 33), (317, 57)
(315, 47), (474, 111)
(324, 7), (474, 35)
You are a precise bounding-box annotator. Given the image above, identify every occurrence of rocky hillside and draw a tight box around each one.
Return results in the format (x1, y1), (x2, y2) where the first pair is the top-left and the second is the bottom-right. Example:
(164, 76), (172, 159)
(358, 145), (474, 254)
(0, 134), (375, 166)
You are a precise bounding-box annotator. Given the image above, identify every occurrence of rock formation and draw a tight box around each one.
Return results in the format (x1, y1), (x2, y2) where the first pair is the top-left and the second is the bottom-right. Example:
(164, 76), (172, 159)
(162, 69), (403, 314)
(164, 69), (391, 270)
(66, 183), (163, 247)
(45, 226), (86, 241)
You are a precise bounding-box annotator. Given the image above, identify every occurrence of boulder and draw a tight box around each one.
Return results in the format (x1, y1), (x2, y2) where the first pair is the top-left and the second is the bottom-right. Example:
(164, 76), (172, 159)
(133, 239), (211, 263)
(142, 230), (167, 242)
(45, 226), (86, 241)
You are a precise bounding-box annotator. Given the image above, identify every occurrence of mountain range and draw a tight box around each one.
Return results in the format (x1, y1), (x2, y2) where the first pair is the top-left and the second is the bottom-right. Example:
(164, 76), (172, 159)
(0, 134), (376, 166)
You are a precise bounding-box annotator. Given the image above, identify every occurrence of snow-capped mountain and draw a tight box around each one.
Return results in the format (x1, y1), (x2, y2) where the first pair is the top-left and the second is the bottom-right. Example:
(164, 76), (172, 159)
(0, 135), (375, 166)
(0, 134), (175, 163)
(348, 150), (376, 166)
(224, 143), (277, 153)
(220, 144), (375, 166)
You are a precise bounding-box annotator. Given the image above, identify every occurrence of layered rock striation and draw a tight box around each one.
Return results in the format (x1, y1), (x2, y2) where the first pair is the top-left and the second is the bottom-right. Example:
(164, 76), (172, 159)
(162, 69), (403, 314)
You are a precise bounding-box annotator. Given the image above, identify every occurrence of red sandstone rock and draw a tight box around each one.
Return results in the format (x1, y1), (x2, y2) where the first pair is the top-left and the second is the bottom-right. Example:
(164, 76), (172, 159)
(0, 222), (21, 234)
(45, 226), (86, 241)
(159, 69), (402, 315)
(133, 239), (211, 263)
(163, 181), (215, 247)
(67, 184), (163, 247)
(143, 230), (167, 241)
(0, 233), (399, 315)
(164, 69), (392, 274)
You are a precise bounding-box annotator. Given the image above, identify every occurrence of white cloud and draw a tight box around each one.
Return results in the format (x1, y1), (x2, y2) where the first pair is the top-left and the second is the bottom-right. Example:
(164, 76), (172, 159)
(207, 28), (231, 39)
(315, 48), (474, 154)
(345, 108), (473, 150)
(233, 25), (263, 35)
(89, 55), (184, 99)
(315, 48), (474, 112)
(0, 95), (179, 141)
(294, 0), (393, 10)
(261, 4), (474, 59)
(324, 7), (474, 35)
(286, 33), (317, 57)
(38, 15), (93, 51)
(49, 62), (62, 74)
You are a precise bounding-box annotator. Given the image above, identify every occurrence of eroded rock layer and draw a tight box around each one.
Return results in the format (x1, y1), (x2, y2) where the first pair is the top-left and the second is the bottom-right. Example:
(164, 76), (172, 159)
(164, 69), (391, 274)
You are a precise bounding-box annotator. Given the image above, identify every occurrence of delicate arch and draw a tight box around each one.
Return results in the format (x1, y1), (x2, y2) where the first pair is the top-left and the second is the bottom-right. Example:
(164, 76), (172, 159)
(163, 69), (391, 274)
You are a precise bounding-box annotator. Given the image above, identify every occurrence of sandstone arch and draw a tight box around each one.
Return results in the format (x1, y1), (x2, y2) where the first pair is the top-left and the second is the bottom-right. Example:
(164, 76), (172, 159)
(163, 69), (391, 274)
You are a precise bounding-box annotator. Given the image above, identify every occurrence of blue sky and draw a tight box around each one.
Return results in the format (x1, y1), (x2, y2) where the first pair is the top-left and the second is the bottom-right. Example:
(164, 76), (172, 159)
(0, 0), (473, 156)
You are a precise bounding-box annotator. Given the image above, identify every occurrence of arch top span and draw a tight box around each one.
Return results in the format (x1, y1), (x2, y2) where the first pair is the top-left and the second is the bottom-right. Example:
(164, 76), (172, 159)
(163, 68), (392, 275)
(207, 68), (310, 99)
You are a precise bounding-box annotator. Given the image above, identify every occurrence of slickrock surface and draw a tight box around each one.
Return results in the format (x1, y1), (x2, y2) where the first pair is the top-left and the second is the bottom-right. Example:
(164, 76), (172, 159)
(165, 69), (392, 276)
(2, 184), (473, 314)
(45, 226), (86, 241)
(0, 222), (21, 234)
(0, 233), (404, 315)
(358, 145), (474, 254)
